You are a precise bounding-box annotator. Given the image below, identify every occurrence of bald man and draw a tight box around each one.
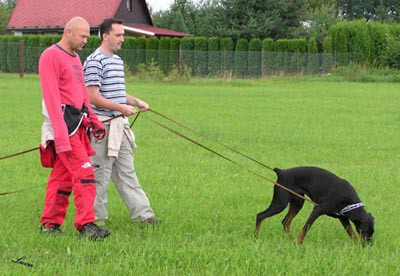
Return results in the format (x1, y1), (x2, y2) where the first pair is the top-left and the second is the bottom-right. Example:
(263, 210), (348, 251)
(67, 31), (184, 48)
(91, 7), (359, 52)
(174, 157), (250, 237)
(38, 17), (110, 240)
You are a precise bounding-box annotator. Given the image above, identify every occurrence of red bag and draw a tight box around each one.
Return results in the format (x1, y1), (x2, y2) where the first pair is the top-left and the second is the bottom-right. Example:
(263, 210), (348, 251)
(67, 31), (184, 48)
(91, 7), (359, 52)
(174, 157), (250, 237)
(39, 141), (56, 168)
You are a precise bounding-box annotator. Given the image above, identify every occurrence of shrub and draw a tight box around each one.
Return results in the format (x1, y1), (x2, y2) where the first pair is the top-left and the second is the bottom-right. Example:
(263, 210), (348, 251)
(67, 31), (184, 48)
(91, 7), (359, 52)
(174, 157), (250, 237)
(194, 36), (207, 76)
(158, 37), (171, 74)
(221, 38), (234, 77)
(146, 37), (159, 65)
(248, 38), (262, 77)
(180, 37), (195, 74)
(262, 38), (274, 75)
(307, 37), (319, 74)
(170, 37), (180, 68)
(136, 36), (146, 65)
(120, 37), (137, 73)
(207, 37), (221, 76)
(234, 38), (248, 78)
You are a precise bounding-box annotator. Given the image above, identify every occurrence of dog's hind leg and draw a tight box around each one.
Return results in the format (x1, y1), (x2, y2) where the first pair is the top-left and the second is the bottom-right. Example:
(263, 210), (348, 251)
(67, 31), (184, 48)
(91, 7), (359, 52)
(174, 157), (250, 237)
(281, 197), (305, 235)
(338, 216), (355, 238)
(255, 187), (290, 236)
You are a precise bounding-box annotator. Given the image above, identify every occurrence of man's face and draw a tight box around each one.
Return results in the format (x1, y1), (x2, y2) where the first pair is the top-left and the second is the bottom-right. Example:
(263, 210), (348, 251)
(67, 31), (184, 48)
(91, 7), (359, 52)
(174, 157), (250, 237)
(105, 23), (125, 53)
(69, 22), (90, 51)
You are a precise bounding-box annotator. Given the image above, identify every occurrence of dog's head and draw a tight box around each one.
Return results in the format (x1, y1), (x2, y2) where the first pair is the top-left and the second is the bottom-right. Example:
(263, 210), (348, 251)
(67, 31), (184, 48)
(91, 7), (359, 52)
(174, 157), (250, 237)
(354, 212), (375, 245)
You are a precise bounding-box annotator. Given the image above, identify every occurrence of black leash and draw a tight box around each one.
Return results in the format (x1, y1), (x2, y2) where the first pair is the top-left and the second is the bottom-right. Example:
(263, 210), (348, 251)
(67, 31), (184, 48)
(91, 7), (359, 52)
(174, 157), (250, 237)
(0, 115), (125, 162)
(0, 147), (39, 161)
(149, 108), (275, 172)
(0, 113), (141, 197)
(0, 184), (44, 196)
(143, 115), (318, 206)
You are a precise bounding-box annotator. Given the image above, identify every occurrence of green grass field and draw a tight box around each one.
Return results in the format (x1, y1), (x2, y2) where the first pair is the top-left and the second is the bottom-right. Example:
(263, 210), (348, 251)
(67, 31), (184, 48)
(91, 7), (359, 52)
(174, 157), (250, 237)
(0, 73), (399, 275)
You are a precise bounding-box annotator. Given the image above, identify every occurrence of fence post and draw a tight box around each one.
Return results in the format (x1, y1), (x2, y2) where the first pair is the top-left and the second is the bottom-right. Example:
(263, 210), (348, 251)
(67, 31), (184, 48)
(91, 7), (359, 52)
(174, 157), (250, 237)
(178, 46), (182, 76)
(19, 40), (25, 78)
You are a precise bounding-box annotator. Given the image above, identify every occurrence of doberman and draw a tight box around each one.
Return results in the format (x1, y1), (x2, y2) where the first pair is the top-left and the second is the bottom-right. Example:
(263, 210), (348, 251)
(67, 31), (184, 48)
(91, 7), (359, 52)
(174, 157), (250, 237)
(255, 166), (374, 245)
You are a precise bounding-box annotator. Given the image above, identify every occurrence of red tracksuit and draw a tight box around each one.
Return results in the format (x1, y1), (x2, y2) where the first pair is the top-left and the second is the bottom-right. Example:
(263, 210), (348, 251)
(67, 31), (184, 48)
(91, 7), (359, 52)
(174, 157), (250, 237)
(39, 44), (103, 230)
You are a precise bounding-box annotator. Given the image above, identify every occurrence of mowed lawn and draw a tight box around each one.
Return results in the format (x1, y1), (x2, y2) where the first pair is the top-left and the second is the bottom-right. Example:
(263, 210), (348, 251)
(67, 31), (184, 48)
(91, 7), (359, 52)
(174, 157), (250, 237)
(0, 73), (399, 275)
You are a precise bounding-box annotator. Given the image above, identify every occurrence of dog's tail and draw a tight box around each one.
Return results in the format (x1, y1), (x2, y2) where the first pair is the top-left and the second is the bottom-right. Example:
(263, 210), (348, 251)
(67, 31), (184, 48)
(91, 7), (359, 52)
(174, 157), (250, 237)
(273, 167), (282, 176)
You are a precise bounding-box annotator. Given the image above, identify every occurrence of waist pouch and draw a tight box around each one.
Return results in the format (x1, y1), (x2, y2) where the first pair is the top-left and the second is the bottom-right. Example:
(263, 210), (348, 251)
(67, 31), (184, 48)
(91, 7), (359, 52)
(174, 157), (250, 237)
(62, 103), (88, 136)
(40, 141), (56, 168)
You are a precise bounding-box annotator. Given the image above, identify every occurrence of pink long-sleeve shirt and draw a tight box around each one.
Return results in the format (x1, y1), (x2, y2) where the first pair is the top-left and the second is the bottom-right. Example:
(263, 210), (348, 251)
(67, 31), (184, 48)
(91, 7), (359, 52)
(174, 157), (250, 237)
(39, 44), (102, 153)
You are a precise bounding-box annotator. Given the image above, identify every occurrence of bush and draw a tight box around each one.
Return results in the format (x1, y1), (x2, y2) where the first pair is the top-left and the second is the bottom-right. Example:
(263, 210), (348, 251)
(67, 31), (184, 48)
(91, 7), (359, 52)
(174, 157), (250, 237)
(262, 38), (274, 75)
(384, 35), (400, 70)
(248, 38), (262, 77)
(170, 37), (180, 69)
(180, 37), (195, 74)
(194, 37), (207, 76)
(207, 37), (221, 76)
(120, 37), (137, 73)
(136, 60), (165, 81)
(158, 37), (171, 74)
(307, 37), (319, 74)
(146, 37), (159, 65)
(221, 38), (234, 77)
(136, 36), (146, 65)
(234, 38), (248, 78)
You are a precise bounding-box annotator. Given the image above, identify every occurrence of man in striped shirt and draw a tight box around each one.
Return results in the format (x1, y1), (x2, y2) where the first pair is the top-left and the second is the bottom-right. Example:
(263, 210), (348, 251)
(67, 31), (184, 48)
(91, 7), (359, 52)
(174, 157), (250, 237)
(83, 18), (160, 226)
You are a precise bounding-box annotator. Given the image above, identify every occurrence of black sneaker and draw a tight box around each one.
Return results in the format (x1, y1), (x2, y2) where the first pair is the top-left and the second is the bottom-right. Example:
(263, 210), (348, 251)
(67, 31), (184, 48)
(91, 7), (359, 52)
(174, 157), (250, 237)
(40, 223), (63, 234)
(80, 222), (110, 240)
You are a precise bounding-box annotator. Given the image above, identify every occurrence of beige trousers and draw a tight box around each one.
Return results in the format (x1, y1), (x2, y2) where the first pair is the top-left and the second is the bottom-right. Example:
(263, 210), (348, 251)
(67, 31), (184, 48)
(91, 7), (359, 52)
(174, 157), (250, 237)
(91, 123), (154, 223)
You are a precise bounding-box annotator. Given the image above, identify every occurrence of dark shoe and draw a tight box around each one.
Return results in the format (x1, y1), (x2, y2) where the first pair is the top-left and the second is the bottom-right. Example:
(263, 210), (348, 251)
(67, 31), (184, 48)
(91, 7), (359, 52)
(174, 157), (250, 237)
(79, 222), (110, 240)
(40, 223), (63, 234)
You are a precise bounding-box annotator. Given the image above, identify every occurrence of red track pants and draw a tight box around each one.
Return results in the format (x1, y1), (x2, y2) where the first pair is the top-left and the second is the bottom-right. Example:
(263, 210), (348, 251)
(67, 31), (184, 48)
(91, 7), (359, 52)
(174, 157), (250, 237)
(40, 127), (96, 230)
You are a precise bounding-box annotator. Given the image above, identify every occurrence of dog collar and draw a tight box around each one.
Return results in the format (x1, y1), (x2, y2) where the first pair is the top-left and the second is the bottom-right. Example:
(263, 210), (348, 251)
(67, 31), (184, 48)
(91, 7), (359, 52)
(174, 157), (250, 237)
(339, 202), (364, 215)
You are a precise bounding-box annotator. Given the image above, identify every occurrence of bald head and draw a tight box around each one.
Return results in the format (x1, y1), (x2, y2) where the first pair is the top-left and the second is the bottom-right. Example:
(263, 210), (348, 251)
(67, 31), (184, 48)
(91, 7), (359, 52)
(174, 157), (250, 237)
(60, 17), (90, 53)
(64, 17), (89, 33)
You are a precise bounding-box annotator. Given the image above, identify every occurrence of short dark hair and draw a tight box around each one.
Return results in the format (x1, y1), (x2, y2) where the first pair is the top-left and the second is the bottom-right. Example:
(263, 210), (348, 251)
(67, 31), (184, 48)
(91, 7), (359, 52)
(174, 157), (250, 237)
(100, 18), (123, 39)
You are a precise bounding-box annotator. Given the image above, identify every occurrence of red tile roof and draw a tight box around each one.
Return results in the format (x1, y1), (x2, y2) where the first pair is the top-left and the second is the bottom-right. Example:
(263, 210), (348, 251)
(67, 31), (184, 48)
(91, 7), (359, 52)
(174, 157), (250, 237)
(7, 0), (121, 29)
(7, 0), (192, 37)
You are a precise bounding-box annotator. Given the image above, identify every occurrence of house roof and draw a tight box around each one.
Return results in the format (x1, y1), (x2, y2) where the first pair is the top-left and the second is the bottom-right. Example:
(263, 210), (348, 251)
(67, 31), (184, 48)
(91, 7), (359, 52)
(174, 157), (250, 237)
(7, 0), (120, 30)
(6, 0), (192, 37)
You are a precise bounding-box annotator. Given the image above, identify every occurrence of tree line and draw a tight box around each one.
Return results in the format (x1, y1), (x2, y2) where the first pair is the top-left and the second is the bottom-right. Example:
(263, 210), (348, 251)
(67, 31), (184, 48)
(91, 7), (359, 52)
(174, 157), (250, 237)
(1, 20), (400, 78)
(153, 0), (400, 42)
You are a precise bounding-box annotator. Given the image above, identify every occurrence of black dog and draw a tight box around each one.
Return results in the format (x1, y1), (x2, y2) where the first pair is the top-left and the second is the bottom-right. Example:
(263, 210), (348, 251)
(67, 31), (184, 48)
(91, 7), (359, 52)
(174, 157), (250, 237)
(255, 166), (374, 244)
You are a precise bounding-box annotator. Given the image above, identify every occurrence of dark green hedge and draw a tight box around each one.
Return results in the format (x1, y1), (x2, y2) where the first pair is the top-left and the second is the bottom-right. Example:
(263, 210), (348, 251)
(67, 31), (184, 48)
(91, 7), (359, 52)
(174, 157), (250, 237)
(159, 37), (171, 74)
(234, 38), (248, 77)
(194, 37), (207, 76)
(180, 37), (195, 71)
(207, 37), (221, 75)
(248, 38), (262, 77)
(146, 37), (159, 64)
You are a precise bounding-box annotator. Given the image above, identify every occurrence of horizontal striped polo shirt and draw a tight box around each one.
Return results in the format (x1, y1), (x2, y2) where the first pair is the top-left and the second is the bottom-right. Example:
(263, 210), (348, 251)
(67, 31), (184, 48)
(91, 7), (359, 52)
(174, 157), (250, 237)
(83, 49), (127, 117)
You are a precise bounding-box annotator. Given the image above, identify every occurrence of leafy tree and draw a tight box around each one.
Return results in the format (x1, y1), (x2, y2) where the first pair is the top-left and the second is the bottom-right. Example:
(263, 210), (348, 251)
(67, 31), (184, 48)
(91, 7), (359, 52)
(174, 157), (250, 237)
(171, 10), (189, 33)
(218, 0), (309, 39)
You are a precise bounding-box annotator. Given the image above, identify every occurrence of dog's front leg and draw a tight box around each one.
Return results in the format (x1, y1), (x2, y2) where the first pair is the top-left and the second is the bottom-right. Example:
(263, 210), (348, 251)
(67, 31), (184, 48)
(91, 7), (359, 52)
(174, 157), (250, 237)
(298, 207), (323, 244)
(338, 216), (355, 238)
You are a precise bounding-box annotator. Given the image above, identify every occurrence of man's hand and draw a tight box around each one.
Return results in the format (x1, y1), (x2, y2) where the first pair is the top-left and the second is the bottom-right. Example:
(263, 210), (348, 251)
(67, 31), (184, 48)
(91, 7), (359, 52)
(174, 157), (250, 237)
(119, 104), (137, 116)
(92, 128), (106, 140)
(134, 99), (149, 112)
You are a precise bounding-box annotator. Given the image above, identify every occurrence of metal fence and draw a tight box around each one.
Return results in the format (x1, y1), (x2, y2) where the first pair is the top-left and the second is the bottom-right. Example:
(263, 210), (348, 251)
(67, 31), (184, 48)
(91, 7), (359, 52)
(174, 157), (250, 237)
(0, 42), (357, 78)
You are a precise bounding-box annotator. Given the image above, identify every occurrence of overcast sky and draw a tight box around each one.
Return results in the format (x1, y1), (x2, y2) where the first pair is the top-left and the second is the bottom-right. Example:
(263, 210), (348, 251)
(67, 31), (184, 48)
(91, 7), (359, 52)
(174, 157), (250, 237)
(146, 0), (201, 12)
(146, 0), (174, 12)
